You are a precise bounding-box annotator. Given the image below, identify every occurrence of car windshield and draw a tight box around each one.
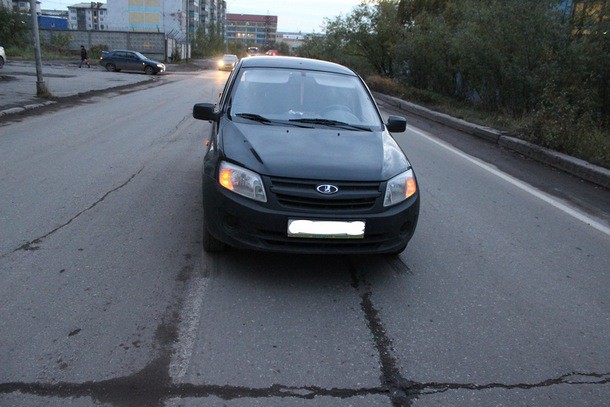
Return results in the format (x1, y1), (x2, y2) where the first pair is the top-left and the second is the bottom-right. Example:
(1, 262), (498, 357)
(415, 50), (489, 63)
(230, 68), (383, 130)
(134, 51), (147, 59)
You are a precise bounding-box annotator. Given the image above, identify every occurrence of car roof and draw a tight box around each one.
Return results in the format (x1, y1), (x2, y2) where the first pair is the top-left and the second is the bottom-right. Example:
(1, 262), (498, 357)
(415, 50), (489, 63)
(239, 56), (356, 76)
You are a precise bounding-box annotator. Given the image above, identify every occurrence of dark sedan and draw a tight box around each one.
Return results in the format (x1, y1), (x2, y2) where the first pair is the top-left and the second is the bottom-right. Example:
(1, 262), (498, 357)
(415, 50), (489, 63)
(193, 56), (419, 254)
(99, 50), (165, 75)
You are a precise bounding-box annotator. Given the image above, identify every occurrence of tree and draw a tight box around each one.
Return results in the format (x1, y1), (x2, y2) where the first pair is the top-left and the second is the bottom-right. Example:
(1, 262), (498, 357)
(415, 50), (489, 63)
(0, 7), (29, 48)
(298, 1), (404, 76)
(192, 22), (225, 58)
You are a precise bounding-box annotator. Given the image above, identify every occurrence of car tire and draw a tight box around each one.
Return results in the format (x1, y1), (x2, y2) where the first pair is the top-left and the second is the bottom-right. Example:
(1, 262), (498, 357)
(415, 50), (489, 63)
(202, 220), (225, 252)
(0, 57), (4, 68)
(105, 63), (116, 72)
(144, 65), (154, 75)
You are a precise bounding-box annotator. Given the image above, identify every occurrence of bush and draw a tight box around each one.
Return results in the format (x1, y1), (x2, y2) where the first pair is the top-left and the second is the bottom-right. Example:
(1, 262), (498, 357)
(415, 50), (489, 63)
(526, 81), (610, 167)
(88, 44), (108, 60)
(366, 75), (403, 96)
(366, 75), (444, 106)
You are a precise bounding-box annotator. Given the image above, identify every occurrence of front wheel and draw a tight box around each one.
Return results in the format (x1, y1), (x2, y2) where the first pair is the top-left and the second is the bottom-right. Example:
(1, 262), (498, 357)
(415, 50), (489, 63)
(144, 65), (154, 75)
(105, 63), (116, 72)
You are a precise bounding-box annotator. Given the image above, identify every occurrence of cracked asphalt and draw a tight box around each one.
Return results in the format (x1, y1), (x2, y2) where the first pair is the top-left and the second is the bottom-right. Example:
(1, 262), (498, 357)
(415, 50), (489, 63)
(2, 254), (607, 406)
(1, 67), (609, 406)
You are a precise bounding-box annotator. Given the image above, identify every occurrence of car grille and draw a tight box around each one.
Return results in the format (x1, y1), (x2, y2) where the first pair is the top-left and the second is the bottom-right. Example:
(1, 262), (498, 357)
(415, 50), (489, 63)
(268, 177), (382, 212)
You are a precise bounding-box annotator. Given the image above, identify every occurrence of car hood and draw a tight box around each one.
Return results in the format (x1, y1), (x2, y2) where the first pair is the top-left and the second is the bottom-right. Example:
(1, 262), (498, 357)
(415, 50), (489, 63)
(220, 120), (410, 181)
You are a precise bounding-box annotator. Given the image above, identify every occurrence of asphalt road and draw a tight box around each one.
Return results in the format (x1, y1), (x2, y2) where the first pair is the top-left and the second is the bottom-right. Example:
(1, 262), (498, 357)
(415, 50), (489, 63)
(0, 70), (608, 406)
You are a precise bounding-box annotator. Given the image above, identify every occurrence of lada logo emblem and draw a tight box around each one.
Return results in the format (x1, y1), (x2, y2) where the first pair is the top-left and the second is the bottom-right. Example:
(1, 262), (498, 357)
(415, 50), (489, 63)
(316, 184), (339, 194)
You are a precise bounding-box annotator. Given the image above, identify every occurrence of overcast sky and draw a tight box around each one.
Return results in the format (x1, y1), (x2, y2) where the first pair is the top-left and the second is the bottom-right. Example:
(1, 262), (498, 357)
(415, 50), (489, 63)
(40, 0), (364, 33)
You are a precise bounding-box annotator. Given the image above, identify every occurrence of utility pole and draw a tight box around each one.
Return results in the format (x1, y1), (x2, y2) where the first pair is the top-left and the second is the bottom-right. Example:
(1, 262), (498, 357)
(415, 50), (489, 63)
(30, 0), (49, 97)
(185, 0), (189, 62)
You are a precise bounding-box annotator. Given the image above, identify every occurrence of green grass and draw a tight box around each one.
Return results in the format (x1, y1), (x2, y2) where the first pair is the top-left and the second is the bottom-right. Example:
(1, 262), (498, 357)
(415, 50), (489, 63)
(6, 45), (76, 61)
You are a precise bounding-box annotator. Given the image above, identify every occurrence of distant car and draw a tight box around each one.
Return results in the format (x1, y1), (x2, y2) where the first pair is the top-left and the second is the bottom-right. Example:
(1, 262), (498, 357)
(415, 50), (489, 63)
(192, 56), (419, 254)
(0, 46), (5, 68)
(265, 49), (278, 56)
(218, 54), (239, 71)
(99, 50), (165, 75)
(247, 47), (259, 57)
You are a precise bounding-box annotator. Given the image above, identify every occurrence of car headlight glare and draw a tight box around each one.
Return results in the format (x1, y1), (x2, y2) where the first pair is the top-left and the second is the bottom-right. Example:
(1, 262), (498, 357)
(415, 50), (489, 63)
(218, 161), (267, 202)
(384, 169), (417, 207)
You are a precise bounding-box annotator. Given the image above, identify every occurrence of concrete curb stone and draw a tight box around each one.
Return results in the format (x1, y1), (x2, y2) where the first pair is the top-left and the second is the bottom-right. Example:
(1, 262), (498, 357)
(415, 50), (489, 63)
(374, 92), (610, 190)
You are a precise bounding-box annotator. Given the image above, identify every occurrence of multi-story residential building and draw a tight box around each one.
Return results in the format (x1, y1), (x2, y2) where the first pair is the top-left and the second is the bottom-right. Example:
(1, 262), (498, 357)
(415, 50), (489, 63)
(67, 2), (108, 31)
(10, 0), (40, 12)
(106, 0), (179, 34)
(186, 0), (199, 37)
(226, 13), (277, 47)
(200, 0), (226, 35)
(105, 0), (224, 41)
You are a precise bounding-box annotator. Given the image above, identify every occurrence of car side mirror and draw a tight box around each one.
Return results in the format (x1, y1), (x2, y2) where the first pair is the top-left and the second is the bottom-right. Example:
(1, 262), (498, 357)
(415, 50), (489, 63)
(386, 116), (407, 133)
(193, 103), (219, 122)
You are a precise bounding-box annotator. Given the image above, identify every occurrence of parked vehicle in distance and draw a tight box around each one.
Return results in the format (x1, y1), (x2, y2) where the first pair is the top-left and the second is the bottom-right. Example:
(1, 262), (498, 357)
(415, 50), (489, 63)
(265, 49), (278, 56)
(193, 56), (420, 254)
(0, 46), (6, 68)
(99, 50), (165, 75)
(247, 47), (259, 57)
(218, 54), (239, 71)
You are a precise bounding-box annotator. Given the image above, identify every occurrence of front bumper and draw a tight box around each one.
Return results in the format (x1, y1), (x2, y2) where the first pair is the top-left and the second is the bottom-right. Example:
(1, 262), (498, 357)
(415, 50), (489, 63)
(203, 175), (419, 254)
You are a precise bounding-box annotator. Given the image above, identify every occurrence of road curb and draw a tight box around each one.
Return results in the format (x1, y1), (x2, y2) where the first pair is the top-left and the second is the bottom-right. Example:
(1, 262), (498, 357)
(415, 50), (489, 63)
(374, 92), (610, 190)
(0, 101), (55, 117)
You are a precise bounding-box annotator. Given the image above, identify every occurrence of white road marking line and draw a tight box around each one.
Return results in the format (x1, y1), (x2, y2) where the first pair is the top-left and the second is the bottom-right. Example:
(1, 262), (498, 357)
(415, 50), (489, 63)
(169, 263), (208, 382)
(408, 126), (610, 237)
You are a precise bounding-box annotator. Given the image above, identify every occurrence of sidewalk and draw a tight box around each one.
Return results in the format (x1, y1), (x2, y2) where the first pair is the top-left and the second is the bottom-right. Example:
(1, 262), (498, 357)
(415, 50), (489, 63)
(0, 60), (158, 115)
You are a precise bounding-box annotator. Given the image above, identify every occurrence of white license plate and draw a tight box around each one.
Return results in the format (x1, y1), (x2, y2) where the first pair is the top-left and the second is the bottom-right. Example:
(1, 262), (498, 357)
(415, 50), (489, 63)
(287, 219), (365, 239)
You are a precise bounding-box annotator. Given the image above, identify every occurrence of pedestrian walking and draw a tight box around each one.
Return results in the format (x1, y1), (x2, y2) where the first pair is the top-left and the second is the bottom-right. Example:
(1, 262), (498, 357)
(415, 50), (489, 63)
(79, 45), (90, 68)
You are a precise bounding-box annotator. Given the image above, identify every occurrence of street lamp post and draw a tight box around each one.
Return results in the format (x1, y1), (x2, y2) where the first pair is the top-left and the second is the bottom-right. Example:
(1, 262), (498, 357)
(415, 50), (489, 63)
(30, 0), (49, 97)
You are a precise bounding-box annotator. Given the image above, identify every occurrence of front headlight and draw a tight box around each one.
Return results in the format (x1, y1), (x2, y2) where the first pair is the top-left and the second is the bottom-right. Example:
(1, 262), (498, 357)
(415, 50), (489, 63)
(218, 161), (267, 202)
(383, 169), (417, 207)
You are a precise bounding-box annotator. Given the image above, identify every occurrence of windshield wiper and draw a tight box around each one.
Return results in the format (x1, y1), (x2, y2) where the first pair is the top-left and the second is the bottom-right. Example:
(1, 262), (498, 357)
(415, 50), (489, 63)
(289, 118), (372, 131)
(235, 113), (314, 128)
(236, 113), (273, 124)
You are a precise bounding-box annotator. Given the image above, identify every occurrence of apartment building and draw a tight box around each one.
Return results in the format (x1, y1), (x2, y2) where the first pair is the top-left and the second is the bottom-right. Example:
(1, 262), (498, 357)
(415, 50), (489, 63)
(67, 2), (107, 30)
(226, 13), (277, 47)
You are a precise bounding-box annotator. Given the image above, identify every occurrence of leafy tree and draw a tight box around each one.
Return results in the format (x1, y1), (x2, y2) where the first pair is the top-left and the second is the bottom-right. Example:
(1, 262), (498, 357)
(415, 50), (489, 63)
(298, 1), (404, 76)
(192, 22), (225, 58)
(0, 7), (29, 47)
